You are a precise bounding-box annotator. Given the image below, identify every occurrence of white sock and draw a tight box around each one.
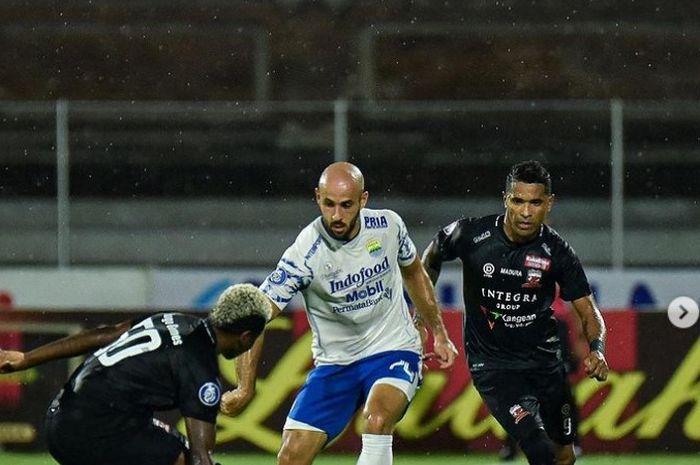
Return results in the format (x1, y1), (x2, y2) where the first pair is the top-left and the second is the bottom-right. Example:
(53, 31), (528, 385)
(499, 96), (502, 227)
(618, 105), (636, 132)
(356, 433), (393, 465)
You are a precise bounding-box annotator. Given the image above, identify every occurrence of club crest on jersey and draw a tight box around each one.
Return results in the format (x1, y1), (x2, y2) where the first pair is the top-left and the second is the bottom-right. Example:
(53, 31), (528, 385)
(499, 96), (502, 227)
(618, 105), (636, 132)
(198, 382), (221, 407)
(364, 216), (388, 229)
(366, 239), (383, 257)
(522, 268), (543, 288)
(509, 404), (530, 424)
(483, 262), (495, 278)
(269, 268), (287, 285)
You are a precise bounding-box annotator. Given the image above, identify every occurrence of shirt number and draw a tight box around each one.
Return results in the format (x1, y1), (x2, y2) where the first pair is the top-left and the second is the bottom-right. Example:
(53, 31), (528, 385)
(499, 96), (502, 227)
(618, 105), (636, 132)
(95, 318), (163, 367)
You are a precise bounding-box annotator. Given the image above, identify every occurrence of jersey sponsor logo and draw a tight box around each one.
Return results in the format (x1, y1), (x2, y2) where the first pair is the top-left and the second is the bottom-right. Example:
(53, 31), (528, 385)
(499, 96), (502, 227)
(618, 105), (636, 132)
(332, 294), (384, 314)
(198, 381), (221, 407)
(481, 307), (536, 328)
(364, 215), (388, 229)
(541, 243), (552, 256)
(482, 263), (495, 277)
(522, 268), (543, 288)
(161, 314), (183, 346)
(366, 239), (383, 257)
(500, 267), (522, 277)
(472, 230), (491, 244)
(329, 256), (390, 293)
(501, 313), (537, 326)
(269, 268), (287, 285)
(481, 288), (538, 304)
(480, 305), (497, 330)
(480, 288), (539, 318)
(346, 280), (384, 302)
(509, 404), (530, 424)
(524, 254), (551, 271)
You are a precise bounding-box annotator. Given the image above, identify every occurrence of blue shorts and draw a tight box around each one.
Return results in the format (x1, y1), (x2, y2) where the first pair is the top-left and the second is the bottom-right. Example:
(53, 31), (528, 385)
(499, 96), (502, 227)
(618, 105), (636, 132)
(285, 350), (421, 442)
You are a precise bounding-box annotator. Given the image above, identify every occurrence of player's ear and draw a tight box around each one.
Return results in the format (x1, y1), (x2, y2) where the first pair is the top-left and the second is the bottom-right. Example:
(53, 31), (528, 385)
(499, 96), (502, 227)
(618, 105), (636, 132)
(547, 194), (555, 213)
(360, 190), (369, 209)
(238, 331), (259, 352)
(314, 187), (321, 204)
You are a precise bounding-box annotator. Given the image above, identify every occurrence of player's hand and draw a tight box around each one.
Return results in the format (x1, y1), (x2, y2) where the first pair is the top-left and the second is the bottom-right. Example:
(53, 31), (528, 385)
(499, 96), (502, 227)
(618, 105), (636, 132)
(432, 334), (458, 369)
(584, 350), (609, 381)
(219, 387), (254, 416)
(0, 349), (25, 373)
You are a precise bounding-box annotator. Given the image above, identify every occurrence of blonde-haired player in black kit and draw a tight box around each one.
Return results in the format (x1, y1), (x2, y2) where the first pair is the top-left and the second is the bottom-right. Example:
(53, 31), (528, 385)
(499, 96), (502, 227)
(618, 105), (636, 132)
(0, 284), (269, 465)
(422, 160), (608, 465)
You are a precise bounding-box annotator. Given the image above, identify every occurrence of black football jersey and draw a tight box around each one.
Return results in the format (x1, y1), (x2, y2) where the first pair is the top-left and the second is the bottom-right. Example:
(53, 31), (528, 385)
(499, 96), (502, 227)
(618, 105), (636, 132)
(434, 214), (591, 371)
(65, 313), (221, 423)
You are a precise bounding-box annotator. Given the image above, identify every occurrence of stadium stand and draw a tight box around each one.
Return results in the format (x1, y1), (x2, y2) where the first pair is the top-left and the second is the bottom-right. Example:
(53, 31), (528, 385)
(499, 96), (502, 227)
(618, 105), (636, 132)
(0, 1), (699, 266)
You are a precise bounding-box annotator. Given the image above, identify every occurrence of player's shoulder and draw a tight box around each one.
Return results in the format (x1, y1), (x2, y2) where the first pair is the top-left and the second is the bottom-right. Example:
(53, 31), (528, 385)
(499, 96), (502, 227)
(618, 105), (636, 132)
(152, 312), (202, 337)
(294, 218), (325, 246)
(542, 224), (577, 255)
(442, 214), (498, 238)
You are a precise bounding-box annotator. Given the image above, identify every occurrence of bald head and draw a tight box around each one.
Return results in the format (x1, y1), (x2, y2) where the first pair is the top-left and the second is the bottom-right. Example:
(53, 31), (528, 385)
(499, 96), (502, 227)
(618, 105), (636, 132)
(318, 162), (365, 193)
(315, 162), (368, 241)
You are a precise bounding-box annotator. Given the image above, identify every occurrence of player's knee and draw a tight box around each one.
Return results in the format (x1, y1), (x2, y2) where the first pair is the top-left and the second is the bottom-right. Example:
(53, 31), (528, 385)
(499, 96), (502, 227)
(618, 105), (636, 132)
(519, 428), (556, 465)
(277, 439), (312, 465)
(277, 443), (302, 465)
(363, 410), (395, 434)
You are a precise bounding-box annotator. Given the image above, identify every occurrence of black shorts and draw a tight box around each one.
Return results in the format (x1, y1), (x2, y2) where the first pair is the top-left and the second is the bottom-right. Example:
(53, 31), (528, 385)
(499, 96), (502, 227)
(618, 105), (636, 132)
(45, 390), (187, 465)
(472, 366), (576, 445)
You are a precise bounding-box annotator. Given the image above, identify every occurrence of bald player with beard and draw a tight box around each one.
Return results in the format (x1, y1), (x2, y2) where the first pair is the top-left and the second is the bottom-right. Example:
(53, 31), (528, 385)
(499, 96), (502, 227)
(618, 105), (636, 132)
(221, 162), (458, 465)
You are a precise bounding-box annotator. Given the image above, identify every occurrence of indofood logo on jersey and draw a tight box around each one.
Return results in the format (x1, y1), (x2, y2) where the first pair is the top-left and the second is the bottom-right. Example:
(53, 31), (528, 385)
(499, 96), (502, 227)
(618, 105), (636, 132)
(366, 239), (383, 257)
(329, 256), (390, 293)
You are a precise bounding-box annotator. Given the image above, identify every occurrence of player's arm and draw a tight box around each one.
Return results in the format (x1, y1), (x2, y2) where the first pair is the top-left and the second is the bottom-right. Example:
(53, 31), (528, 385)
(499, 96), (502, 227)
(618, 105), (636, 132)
(0, 319), (132, 373)
(183, 417), (218, 465)
(570, 294), (609, 381)
(421, 238), (444, 285)
(401, 257), (458, 368)
(220, 296), (281, 416)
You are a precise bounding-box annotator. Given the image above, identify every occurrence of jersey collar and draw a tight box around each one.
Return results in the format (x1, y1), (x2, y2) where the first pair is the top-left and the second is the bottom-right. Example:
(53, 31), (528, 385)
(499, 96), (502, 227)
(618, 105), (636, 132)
(202, 318), (217, 346)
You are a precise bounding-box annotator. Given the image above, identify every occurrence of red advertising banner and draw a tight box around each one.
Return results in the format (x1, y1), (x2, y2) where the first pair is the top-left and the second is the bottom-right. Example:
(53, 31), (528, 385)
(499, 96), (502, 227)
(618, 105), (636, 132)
(0, 309), (698, 453)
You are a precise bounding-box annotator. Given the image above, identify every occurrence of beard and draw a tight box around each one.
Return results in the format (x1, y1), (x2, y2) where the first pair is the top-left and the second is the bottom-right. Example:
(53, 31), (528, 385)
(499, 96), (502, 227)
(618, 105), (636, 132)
(324, 212), (360, 241)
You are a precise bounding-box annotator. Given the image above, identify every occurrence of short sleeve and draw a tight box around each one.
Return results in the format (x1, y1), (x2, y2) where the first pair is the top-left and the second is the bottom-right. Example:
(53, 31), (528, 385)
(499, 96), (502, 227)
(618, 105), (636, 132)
(556, 242), (592, 302)
(394, 212), (417, 266)
(260, 236), (315, 311)
(434, 219), (469, 262)
(174, 349), (220, 424)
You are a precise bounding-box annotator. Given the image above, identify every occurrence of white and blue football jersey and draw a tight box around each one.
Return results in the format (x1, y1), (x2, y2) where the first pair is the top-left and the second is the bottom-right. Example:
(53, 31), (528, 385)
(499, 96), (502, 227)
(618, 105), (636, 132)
(261, 208), (422, 365)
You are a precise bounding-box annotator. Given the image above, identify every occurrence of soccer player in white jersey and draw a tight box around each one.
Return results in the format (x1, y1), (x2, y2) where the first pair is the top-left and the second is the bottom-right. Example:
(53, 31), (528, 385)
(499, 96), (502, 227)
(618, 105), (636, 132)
(221, 162), (458, 465)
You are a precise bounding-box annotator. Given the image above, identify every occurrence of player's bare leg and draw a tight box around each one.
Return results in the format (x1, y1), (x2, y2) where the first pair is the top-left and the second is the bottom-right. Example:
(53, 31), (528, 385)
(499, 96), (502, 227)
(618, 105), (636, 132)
(277, 429), (326, 465)
(356, 383), (408, 465)
(172, 452), (186, 465)
(554, 443), (576, 465)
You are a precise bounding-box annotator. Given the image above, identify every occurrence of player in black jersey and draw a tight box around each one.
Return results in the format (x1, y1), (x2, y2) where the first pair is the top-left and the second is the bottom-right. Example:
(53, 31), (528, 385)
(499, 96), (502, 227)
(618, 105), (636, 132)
(0, 283), (269, 465)
(421, 161), (608, 465)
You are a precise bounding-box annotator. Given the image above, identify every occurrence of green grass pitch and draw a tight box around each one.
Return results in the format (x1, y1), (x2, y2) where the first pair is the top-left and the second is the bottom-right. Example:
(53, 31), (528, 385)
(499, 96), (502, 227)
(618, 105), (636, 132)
(1, 452), (698, 465)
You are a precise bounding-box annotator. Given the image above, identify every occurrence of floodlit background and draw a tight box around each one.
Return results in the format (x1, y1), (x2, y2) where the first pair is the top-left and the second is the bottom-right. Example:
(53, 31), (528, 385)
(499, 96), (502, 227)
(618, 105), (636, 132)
(0, 1), (698, 463)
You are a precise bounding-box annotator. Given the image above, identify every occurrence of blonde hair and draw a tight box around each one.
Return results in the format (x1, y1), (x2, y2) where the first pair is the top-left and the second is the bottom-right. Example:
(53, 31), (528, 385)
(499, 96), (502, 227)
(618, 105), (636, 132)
(209, 283), (270, 333)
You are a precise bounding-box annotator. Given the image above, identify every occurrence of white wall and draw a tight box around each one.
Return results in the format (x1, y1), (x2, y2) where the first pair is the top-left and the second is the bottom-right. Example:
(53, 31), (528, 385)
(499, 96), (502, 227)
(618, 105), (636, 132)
(0, 266), (697, 311)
